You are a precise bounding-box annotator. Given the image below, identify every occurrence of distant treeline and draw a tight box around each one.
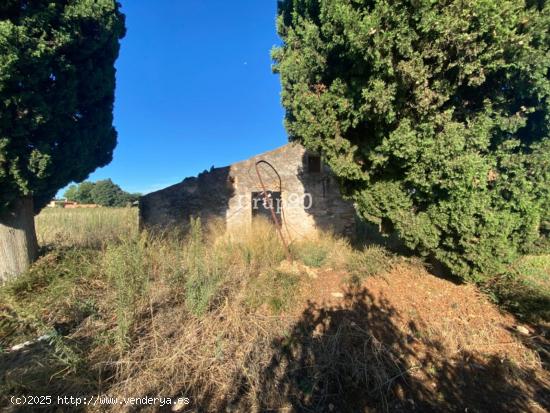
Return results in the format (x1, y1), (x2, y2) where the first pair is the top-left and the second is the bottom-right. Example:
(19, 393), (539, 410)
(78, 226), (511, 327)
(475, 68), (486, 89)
(64, 179), (141, 207)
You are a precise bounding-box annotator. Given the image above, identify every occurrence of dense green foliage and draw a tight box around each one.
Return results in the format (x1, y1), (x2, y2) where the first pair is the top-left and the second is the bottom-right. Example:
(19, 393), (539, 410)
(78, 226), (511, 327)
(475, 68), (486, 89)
(0, 0), (125, 214)
(64, 179), (140, 207)
(91, 179), (139, 207)
(274, 0), (550, 281)
(64, 181), (94, 204)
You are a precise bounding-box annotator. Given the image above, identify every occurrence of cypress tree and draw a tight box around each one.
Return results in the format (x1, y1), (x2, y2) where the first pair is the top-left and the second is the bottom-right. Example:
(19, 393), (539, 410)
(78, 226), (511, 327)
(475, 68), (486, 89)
(0, 1), (125, 279)
(274, 0), (550, 281)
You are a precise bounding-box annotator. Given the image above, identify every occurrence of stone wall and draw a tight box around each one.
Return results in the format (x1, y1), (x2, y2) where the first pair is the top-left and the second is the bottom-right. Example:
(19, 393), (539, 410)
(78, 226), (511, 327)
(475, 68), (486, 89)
(139, 143), (356, 237)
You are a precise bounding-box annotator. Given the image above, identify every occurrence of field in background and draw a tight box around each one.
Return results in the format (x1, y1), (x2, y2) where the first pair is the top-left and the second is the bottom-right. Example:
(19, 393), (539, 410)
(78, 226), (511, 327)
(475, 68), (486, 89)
(35, 207), (138, 247)
(1, 208), (549, 412)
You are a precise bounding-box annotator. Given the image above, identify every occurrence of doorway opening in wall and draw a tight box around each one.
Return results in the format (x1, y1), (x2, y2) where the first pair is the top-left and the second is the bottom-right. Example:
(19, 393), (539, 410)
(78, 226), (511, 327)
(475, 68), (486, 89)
(251, 191), (282, 226)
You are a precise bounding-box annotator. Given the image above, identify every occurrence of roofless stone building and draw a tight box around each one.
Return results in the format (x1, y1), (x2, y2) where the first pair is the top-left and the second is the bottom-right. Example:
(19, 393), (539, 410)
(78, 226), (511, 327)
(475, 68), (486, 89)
(139, 143), (356, 238)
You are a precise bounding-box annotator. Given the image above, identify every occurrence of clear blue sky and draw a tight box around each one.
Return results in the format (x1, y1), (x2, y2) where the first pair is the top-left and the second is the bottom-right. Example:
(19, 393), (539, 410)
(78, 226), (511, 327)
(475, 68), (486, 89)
(62, 0), (287, 196)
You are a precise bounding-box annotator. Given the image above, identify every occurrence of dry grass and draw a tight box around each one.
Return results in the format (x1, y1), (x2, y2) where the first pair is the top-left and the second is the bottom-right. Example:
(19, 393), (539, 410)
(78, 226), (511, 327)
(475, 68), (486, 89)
(91, 220), (402, 411)
(3, 211), (400, 411)
(1, 209), (548, 412)
(290, 230), (354, 270)
(35, 207), (138, 247)
(346, 245), (394, 282)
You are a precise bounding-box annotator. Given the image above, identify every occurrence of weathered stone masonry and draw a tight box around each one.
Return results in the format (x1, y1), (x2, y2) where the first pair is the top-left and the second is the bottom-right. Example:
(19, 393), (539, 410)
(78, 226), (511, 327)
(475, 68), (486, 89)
(139, 143), (356, 237)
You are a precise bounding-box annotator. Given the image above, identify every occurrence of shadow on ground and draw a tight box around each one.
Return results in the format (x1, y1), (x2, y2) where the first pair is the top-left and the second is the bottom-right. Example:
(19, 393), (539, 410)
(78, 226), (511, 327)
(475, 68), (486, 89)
(3, 285), (549, 412)
(219, 286), (549, 413)
(0, 333), (111, 412)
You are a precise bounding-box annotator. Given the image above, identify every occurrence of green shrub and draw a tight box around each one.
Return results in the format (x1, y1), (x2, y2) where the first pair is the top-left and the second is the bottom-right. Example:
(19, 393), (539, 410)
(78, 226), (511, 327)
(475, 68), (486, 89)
(485, 254), (550, 322)
(294, 242), (329, 268)
(246, 270), (300, 314)
(346, 246), (393, 283)
(274, 0), (550, 281)
(512, 255), (550, 294)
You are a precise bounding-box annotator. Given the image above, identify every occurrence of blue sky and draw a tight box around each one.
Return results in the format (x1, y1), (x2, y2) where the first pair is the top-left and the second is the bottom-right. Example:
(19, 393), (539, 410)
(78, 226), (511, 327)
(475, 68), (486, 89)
(64, 0), (287, 195)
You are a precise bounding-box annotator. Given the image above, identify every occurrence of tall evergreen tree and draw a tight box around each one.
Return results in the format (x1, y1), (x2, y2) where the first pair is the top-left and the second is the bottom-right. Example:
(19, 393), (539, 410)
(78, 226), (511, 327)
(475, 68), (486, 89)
(0, 1), (125, 280)
(274, 0), (550, 280)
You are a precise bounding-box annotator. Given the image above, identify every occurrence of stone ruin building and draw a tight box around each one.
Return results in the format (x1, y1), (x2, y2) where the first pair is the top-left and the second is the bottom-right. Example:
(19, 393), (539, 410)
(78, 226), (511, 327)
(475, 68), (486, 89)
(139, 143), (356, 238)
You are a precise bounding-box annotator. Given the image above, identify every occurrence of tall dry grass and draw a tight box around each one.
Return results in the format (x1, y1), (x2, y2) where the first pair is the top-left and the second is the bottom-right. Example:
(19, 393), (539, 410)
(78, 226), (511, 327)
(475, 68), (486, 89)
(35, 207), (138, 247)
(2, 210), (407, 412)
(3, 209), (547, 412)
(96, 219), (403, 412)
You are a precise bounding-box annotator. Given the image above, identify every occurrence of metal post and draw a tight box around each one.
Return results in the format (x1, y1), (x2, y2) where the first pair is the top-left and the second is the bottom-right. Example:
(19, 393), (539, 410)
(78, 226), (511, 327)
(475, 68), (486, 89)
(254, 160), (292, 262)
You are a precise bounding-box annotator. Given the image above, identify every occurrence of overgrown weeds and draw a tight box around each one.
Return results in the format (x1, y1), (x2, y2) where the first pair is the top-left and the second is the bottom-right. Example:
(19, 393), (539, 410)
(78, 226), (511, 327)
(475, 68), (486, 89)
(5, 209), (547, 411)
(245, 269), (300, 313)
(35, 207), (137, 247)
(103, 234), (150, 351)
(183, 217), (225, 316)
(347, 245), (394, 283)
(231, 217), (288, 269)
(292, 241), (330, 267)
(291, 231), (356, 271)
(0, 248), (99, 347)
(483, 254), (550, 323)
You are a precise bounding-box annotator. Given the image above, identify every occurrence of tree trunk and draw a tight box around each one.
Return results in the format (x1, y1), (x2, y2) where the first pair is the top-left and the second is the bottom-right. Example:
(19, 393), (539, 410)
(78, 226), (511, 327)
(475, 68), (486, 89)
(0, 196), (39, 282)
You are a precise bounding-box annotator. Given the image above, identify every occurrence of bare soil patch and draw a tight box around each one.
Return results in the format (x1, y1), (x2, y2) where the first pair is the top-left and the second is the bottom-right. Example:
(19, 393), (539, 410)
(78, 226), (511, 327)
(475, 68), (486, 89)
(292, 262), (550, 412)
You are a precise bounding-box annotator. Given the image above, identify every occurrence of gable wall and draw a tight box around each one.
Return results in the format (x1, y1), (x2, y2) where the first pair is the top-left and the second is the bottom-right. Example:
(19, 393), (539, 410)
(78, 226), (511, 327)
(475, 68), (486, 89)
(139, 143), (356, 237)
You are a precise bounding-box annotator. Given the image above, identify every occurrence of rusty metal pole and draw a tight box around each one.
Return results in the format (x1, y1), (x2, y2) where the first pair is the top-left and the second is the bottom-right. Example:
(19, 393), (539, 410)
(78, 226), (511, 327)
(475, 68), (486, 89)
(254, 160), (292, 262)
